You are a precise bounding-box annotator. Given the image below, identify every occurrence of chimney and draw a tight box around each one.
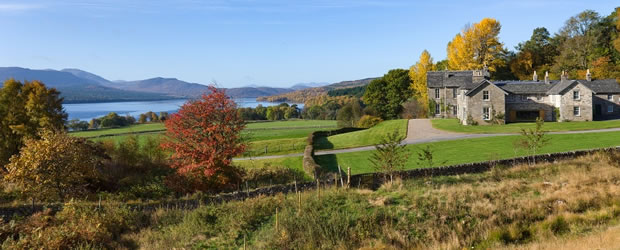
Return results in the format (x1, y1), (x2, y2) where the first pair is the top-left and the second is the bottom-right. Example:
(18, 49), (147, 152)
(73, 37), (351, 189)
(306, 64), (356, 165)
(561, 71), (568, 81)
(586, 69), (592, 81)
(544, 71), (550, 84)
(533, 71), (538, 82)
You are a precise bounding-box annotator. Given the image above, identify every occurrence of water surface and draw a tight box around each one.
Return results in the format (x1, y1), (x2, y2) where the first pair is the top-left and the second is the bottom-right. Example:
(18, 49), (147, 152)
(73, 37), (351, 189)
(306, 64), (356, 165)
(64, 98), (302, 121)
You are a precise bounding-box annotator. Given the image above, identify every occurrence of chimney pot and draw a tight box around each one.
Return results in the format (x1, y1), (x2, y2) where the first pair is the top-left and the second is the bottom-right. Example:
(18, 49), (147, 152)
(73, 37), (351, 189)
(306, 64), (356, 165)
(586, 69), (592, 81)
(544, 71), (550, 84)
(533, 71), (538, 82)
(561, 71), (568, 81)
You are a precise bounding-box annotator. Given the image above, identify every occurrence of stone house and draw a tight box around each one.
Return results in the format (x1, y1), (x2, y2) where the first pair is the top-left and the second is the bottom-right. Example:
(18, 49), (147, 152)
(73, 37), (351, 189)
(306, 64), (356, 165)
(427, 69), (620, 125)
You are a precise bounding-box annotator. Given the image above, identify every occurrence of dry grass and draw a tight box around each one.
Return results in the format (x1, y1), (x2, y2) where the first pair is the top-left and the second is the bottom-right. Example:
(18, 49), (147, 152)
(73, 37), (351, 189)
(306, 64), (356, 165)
(501, 225), (620, 250)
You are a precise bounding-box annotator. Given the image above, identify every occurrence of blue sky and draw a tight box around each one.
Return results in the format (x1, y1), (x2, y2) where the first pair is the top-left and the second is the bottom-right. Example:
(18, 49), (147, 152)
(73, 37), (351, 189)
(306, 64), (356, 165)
(0, 0), (618, 88)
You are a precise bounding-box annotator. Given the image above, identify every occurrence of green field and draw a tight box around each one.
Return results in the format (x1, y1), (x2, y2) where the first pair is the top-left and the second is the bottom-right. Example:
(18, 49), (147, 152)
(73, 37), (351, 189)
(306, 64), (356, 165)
(76, 120), (338, 156)
(71, 123), (165, 138)
(314, 119), (408, 150)
(243, 131), (620, 175)
(432, 118), (620, 134)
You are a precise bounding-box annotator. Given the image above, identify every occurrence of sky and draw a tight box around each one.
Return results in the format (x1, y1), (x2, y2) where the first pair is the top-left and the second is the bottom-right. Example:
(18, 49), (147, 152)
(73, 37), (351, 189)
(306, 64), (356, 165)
(0, 0), (618, 88)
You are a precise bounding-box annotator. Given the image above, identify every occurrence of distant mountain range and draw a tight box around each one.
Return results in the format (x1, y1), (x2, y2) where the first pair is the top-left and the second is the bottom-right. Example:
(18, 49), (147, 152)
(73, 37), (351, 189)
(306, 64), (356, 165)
(256, 77), (377, 103)
(0, 67), (300, 103)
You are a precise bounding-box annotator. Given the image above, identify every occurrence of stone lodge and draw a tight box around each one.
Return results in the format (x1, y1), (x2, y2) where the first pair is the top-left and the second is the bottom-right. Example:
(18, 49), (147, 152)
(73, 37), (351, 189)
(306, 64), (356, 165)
(427, 68), (620, 125)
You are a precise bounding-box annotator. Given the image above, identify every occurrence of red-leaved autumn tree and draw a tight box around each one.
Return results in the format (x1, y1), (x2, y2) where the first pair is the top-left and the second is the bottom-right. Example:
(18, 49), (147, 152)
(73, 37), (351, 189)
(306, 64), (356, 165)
(162, 86), (246, 192)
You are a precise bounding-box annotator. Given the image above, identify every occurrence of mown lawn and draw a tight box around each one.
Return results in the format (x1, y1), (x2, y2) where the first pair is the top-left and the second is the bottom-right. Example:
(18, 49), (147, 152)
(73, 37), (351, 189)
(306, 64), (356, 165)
(71, 123), (165, 138)
(315, 131), (620, 175)
(314, 119), (408, 150)
(432, 118), (620, 134)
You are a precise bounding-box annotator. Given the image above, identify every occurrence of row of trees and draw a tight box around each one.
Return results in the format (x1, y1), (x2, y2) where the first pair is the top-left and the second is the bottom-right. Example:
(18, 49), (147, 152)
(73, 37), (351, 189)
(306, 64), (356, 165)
(237, 103), (300, 121)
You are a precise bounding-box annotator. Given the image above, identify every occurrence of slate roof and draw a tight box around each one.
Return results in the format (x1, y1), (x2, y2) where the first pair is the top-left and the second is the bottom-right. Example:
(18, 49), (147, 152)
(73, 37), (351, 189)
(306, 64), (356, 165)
(464, 80), (508, 96)
(582, 79), (620, 94)
(546, 80), (575, 95)
(426, 70), (620, 95)
(427, 71), (474, 88)
(494, 81), (556, 94)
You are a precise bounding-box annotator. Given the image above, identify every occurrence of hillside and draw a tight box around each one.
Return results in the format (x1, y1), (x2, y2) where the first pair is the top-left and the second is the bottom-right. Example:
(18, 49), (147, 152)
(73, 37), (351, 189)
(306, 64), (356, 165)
(256, 77), (377, 103)
(0, 67), (301, 102)
(0, 67), (172, 103)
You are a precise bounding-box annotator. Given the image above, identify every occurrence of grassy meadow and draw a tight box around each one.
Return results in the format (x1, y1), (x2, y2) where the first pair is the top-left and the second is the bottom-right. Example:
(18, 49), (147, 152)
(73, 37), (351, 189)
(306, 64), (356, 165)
(313, 130), (620, 174)
(6, 152), (619, 248)
(432, 118), (620, 134)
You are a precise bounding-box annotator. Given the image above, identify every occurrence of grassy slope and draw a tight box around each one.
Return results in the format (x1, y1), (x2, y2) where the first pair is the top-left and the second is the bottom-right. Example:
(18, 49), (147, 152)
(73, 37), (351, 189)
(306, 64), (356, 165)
(127, 153), (620, 249)
(234, 156), (304, 172)
(314, 119), (408, 150)
(432, 118), (620, 134)
(315, 131), (620, 174)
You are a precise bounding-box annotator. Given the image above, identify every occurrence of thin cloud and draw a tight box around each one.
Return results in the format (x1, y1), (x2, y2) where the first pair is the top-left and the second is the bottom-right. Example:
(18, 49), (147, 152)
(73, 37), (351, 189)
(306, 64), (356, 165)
(0, 3), (44, 12)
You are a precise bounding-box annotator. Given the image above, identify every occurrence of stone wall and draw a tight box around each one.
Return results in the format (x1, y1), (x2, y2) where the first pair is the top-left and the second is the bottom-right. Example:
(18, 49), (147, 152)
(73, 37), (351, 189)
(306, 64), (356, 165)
(428, 87), (459, 118)
(560, 82), (593, 121)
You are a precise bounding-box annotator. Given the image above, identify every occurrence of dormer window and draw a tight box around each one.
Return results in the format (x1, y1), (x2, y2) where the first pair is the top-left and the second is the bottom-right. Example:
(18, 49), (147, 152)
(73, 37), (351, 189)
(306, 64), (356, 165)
(452, 88), (457, 98)
(608, 94), (613, 101)
(573, 90), (580, 100)
(482, 90), (490, 101)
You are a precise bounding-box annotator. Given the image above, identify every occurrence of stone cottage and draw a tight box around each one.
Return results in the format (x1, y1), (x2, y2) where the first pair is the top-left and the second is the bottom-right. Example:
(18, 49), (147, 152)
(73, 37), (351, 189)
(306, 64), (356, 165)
(427, 69), (620, 125)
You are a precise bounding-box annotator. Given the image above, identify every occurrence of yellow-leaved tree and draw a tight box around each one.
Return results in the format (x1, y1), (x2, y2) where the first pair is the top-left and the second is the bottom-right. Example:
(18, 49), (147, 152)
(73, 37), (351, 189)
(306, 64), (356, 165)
(447, 18), (506, 72)
(409, 50), (435, 110)
(4, 131), (104, 202)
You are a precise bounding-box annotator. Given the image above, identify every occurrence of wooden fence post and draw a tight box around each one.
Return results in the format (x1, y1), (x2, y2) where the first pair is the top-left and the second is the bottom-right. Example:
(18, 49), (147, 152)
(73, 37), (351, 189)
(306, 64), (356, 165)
(347, 167), (351, 188)
(275, 207), (279, 232)
(297, 191), (302, 213)
(338, 165), (344, 187)
(243, 235), (247, 250)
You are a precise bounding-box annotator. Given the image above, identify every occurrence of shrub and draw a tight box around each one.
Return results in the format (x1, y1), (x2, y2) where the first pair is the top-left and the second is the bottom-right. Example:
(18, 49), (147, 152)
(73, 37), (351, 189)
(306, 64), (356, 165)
(466, 115), (478, 125)
(357, 115), (383, 128)
(0, 202), (145, 249)
(548, 216), (570, 235)
(4, 131), (105, 202)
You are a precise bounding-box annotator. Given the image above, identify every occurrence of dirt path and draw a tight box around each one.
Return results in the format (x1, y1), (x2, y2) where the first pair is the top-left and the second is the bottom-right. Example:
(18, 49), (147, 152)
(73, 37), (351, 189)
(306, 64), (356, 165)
(235, 119), (620, 161)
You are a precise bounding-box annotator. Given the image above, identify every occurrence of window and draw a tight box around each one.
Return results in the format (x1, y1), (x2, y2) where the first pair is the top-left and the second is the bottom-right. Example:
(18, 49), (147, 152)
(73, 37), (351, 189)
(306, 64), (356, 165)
(452, 106), (457, 115)
(608, 105), (614, 113)
(435, 88), (440, 99)
(573, 90), (580, 100)
(608, 94), (613, 101)
(482, 90), (490, 101)
(452, 88), (457, 98)
(521, 95), (528, 101)
(573, 106), (580, 116)
(435, 103), (440, 114)
(483, 107), (490, 120)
